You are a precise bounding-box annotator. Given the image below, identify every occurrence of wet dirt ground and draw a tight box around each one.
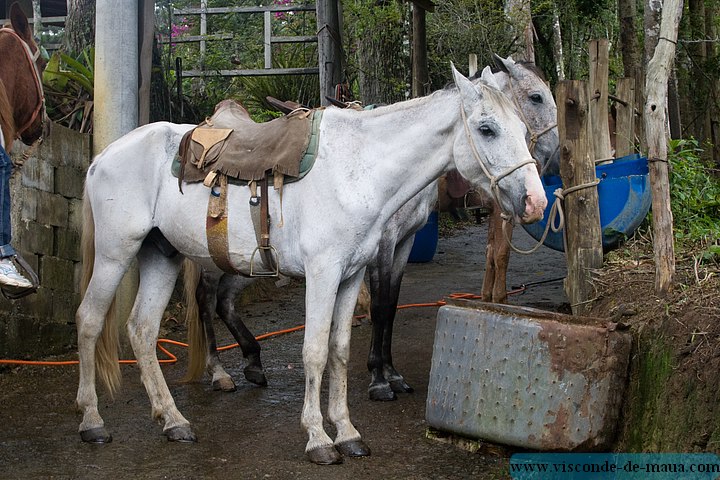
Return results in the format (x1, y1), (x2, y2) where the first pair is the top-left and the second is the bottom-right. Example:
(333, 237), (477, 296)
(0, 223), (567, 480)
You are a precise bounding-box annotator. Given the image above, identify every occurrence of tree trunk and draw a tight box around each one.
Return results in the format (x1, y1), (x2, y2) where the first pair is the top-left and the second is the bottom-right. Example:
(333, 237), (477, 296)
(63, 0), (96, 54)
(505, 0), (534, 62)
(551, 4), (565, 80)
(707, 0), (720, 167)
(644, 0), (683, 296)
(353, 1), (408, 105)
(618, 0), (639, 79)
(317, 0), (344, 106)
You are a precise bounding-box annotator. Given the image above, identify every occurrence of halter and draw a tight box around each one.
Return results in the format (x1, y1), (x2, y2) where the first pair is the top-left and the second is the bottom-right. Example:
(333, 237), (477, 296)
(506, 76), (557, 172)
(0, 26), (46, 142)
(458, 95), (536, 221)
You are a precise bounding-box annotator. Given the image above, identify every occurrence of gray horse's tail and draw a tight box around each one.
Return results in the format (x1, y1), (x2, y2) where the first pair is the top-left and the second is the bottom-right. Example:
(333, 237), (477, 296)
(80, 188), (121, 395)
(182, 259), (208, 382)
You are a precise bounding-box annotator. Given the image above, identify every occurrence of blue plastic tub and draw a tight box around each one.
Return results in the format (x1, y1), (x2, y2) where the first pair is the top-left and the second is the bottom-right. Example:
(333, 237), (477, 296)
(409, 211), (439, 263)
(521, 154), (652, 252)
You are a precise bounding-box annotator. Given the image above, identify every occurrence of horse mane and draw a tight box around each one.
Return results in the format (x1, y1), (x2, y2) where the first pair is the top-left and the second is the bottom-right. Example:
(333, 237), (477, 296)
(0, 80), (15, 148)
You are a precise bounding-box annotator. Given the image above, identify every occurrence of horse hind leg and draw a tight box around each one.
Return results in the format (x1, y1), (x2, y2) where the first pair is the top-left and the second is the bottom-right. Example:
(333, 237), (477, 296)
(327, 269), (371, 459)
(76, 261), (129, 443)
(367, 236), (414, 401)
(193, 269), (236, 392)
(216, 274), (267, 387)
(127, 244), (195, 442)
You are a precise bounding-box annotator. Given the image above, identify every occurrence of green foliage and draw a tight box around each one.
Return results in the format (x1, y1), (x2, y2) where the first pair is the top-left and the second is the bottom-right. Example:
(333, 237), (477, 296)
(42, 48), (95, 133)
(426, 0), (512, 87)
(668, 138), (720, 251)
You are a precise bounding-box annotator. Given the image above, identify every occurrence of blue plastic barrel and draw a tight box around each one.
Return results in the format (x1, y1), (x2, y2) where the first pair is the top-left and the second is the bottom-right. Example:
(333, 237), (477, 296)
(521, 154), (652, 252)
(408, 211), (439, 263)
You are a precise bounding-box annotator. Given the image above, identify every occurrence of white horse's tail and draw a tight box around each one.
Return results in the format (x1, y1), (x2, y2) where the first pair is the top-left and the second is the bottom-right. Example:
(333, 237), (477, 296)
(80, 189), (121, 395)
(182, 259), (208, 382)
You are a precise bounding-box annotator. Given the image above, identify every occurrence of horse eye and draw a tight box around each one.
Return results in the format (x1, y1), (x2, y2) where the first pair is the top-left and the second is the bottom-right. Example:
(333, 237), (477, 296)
(479, 125), (496, 137)
(530, 94), (543, 104)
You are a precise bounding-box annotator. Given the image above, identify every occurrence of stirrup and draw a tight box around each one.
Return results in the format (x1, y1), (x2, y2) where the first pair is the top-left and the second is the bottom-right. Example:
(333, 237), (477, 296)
(249, 245), (279, 277)
(1, 253), (39, 299)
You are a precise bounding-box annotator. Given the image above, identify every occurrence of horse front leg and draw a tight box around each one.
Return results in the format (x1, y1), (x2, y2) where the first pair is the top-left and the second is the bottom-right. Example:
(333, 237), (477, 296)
(216, 274), (267, 387)
(301, 266), (342, 464)
(127, 245), (194, 442)
(482, 205), (511, 303)
(327, 268), (371, 457)
(367, 235), (413, 401)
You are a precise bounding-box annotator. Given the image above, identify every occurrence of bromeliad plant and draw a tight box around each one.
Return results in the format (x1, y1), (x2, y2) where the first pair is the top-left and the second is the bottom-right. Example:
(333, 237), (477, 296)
(42, 48), (94, 133)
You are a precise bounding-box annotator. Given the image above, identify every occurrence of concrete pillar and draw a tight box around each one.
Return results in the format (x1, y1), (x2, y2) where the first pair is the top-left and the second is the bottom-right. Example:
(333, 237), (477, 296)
(93, 0), (139, 332)
(94, 0), (139, 156)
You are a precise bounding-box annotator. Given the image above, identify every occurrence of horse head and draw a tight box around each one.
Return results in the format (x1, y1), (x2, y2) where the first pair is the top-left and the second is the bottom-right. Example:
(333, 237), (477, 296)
(491, 54), (560, 176)
(1, 2), (48, 148)
(451, 64), (546, 224)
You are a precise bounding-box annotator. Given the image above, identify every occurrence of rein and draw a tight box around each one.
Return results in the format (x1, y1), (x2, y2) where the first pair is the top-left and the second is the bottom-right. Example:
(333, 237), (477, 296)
(457, 98), (536, 221)
(0, 26), (45, 143)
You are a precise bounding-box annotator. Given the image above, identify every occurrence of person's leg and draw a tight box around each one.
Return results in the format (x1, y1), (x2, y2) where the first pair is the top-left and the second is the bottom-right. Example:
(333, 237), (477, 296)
(0, 147), (31, 288)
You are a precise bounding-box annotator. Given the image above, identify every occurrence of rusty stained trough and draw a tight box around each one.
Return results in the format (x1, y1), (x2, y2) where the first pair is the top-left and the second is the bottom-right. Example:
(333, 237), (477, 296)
(426, 299), (632, 451)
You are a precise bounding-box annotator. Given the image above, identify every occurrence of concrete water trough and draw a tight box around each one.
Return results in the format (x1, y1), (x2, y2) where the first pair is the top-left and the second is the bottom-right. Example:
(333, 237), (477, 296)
(426, 299), (632, 451)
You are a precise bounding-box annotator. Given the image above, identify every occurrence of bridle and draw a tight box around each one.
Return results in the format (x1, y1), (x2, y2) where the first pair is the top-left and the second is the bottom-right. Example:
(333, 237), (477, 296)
(0, 26), (46, 143)
(505, 75), (558, 175)
(458, 89), (536, 221)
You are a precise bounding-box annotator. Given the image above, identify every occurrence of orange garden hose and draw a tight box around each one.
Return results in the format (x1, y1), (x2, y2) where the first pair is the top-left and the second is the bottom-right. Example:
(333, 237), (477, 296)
(0, 292), (497, 368)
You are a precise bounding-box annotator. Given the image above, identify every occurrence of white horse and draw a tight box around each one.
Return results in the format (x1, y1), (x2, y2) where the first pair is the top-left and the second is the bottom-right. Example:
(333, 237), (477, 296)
(75, 65), (547, 464)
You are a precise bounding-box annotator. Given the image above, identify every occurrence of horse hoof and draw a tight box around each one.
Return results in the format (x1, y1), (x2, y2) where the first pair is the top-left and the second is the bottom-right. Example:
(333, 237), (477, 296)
(243, 366), (268, 386)
(164, 425), (197, 443)
(212, 377), (237, 392)
(389, 378), (414, 394)
(79, 427), (112, 444)
(307, 445), (343, 465)
(368, 383), (397, 402)
(336, 439), (371, 457)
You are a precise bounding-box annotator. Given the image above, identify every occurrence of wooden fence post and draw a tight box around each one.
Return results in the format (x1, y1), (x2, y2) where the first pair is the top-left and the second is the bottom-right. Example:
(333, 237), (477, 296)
(589, 39), (613, 163)
(614, 77), (636, 158)
(556, 80), (604, 315)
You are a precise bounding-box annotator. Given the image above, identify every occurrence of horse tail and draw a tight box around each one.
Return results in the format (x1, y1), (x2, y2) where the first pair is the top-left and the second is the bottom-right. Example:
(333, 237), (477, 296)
(80, 188), (122, 395)
(182, 259), (207, 382)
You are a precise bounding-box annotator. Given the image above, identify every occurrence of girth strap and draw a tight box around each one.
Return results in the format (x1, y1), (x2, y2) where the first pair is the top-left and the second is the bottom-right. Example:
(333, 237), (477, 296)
(249, 173), (279, 276)
(205, 173), (238, 274)
(205, 172), (279, 276)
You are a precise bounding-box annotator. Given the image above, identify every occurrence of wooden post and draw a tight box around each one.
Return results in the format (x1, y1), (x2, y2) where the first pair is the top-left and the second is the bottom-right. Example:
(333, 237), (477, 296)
(589, 39), (613, 162)
(411, 4), (429, 98)
(614, 77), (636, 158)
(468, 53), (478, 77)
(644, 0), (683, 295)
(556, 80), (603, 316)
(317, 0), (343, 106)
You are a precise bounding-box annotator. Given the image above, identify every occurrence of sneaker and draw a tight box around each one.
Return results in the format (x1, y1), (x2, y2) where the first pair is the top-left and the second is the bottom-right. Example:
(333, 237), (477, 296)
(0, 258), (32, 289)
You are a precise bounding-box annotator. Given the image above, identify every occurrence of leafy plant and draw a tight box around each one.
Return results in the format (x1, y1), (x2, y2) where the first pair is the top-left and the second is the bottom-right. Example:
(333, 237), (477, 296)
(42, 48), (95, 133)
(668, 138), (720, 253)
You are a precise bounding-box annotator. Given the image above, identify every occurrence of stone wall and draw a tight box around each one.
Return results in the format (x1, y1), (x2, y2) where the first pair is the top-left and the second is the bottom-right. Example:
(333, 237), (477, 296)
(0, 124), (91, 358)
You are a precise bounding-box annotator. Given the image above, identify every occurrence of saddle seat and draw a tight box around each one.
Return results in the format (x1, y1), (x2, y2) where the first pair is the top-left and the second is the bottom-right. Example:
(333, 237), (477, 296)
(178, 99), (317, 187)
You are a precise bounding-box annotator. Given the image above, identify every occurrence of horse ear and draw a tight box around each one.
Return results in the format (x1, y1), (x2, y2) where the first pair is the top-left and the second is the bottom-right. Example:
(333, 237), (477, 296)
(493, 53), (509, 73)
(451, 62), (482, 102)
(480, 66), (500, 90)
(10, 3), (32, 43)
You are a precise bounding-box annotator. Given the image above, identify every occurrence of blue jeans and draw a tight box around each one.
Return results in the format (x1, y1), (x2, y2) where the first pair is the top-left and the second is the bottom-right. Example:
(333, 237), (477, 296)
(0, 145), (16, 259)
